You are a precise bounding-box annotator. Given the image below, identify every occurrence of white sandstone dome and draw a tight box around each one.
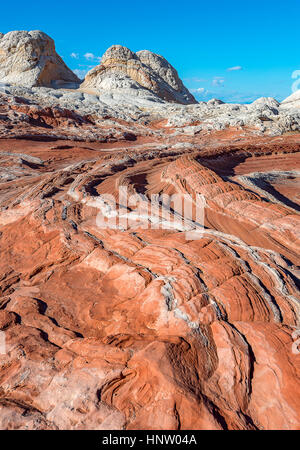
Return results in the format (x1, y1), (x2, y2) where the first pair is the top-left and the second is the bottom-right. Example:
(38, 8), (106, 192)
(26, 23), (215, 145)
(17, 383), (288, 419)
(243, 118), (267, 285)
(82, 44), (197, 105)
(0, 30), (80, 88)
(280, 90), (300, 109)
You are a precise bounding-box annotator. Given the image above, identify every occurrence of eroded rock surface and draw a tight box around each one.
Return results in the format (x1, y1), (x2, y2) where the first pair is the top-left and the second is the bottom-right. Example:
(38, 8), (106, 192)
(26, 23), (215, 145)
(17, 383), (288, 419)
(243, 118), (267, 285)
(0, 33), (299, 428)
(281, 90), (300, 110)
(0, 30), (79, 88)
(81, 45), (197, 105)
(0, 96), (299, 430)
(1, 84), (300, 138)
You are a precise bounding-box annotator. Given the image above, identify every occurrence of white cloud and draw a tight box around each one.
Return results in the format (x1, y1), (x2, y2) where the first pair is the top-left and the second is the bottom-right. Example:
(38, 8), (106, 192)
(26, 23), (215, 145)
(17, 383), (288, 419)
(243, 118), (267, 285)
(84, 52), (101, 62)
(227, 66), (242, 71)
(190, 88), (280, 104)
(84, 52), (95, 60)
(184, 77), (207, 83)
(70, 52), (79, 59)
(73, 68), (89, 79)
(190, 87), (206, 94)
(212, 77), (225, 86)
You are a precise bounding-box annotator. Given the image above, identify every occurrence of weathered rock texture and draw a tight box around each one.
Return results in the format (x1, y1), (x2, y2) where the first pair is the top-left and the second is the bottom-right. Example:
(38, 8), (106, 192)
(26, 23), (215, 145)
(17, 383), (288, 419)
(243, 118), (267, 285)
(0, 93), (299, 430)
(0, 34), (299, 429)
(0, 30), (79, 88)
(81, 45), (197, 104)
(281, 90), (300, 109)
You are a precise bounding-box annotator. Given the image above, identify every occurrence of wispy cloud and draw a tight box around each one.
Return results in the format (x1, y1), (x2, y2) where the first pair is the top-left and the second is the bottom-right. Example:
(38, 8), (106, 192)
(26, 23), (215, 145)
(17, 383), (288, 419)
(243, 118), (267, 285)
(84, 52), (101, 62)
(212, 77), (225, 86)
(227, 65), (242, 71)
(70, 52), (79, 59)
(190, 87), (206, 94)
(189, 88), (281, 104)
(72, 68), (89, 80)
(78, 63), (95, 68)
(183, 77), (208, 83)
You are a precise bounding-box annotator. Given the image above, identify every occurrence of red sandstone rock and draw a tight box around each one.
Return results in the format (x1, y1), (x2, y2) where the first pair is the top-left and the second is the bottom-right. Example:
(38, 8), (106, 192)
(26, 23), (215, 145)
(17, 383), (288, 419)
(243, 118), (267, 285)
(0, 103), (299, 430)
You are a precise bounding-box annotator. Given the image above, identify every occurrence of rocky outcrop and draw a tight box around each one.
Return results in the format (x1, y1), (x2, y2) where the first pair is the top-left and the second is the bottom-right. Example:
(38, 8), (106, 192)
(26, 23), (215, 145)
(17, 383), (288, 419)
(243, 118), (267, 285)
(2, 82), (300, 136)
(81, 44), (197, 104)
(0, 30), (79, 88)
(0, 39), (299, 430)
(281, 90), (300, 109)
(0, 98), (299, 429)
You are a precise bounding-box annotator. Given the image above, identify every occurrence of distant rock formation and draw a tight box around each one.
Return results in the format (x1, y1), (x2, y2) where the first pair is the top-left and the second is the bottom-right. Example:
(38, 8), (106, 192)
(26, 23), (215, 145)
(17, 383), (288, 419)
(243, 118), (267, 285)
(207, 98), (224, 105)
(250, 97), (280, 109)
(281, 90), (300, 109)
(81, 44), (197, 104)
(0, 30), (80, 88)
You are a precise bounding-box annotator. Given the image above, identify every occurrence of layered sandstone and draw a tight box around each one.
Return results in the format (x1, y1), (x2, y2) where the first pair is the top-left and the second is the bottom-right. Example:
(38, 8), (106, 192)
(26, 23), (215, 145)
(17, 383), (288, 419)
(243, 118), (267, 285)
(81, 45), (197, 104)
(0, 34), (299, 430)
(0, 97), (299, 430)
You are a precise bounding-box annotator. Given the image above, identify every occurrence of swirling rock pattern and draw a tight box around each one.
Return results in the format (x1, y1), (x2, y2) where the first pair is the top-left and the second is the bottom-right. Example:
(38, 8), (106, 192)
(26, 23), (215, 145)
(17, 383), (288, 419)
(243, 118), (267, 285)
(0, 97), (299, 430)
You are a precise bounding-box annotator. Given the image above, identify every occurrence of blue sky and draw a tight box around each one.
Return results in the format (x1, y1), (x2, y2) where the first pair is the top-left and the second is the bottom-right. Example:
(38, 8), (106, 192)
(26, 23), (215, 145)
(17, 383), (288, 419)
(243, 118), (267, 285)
(1, 0), (299, 102)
